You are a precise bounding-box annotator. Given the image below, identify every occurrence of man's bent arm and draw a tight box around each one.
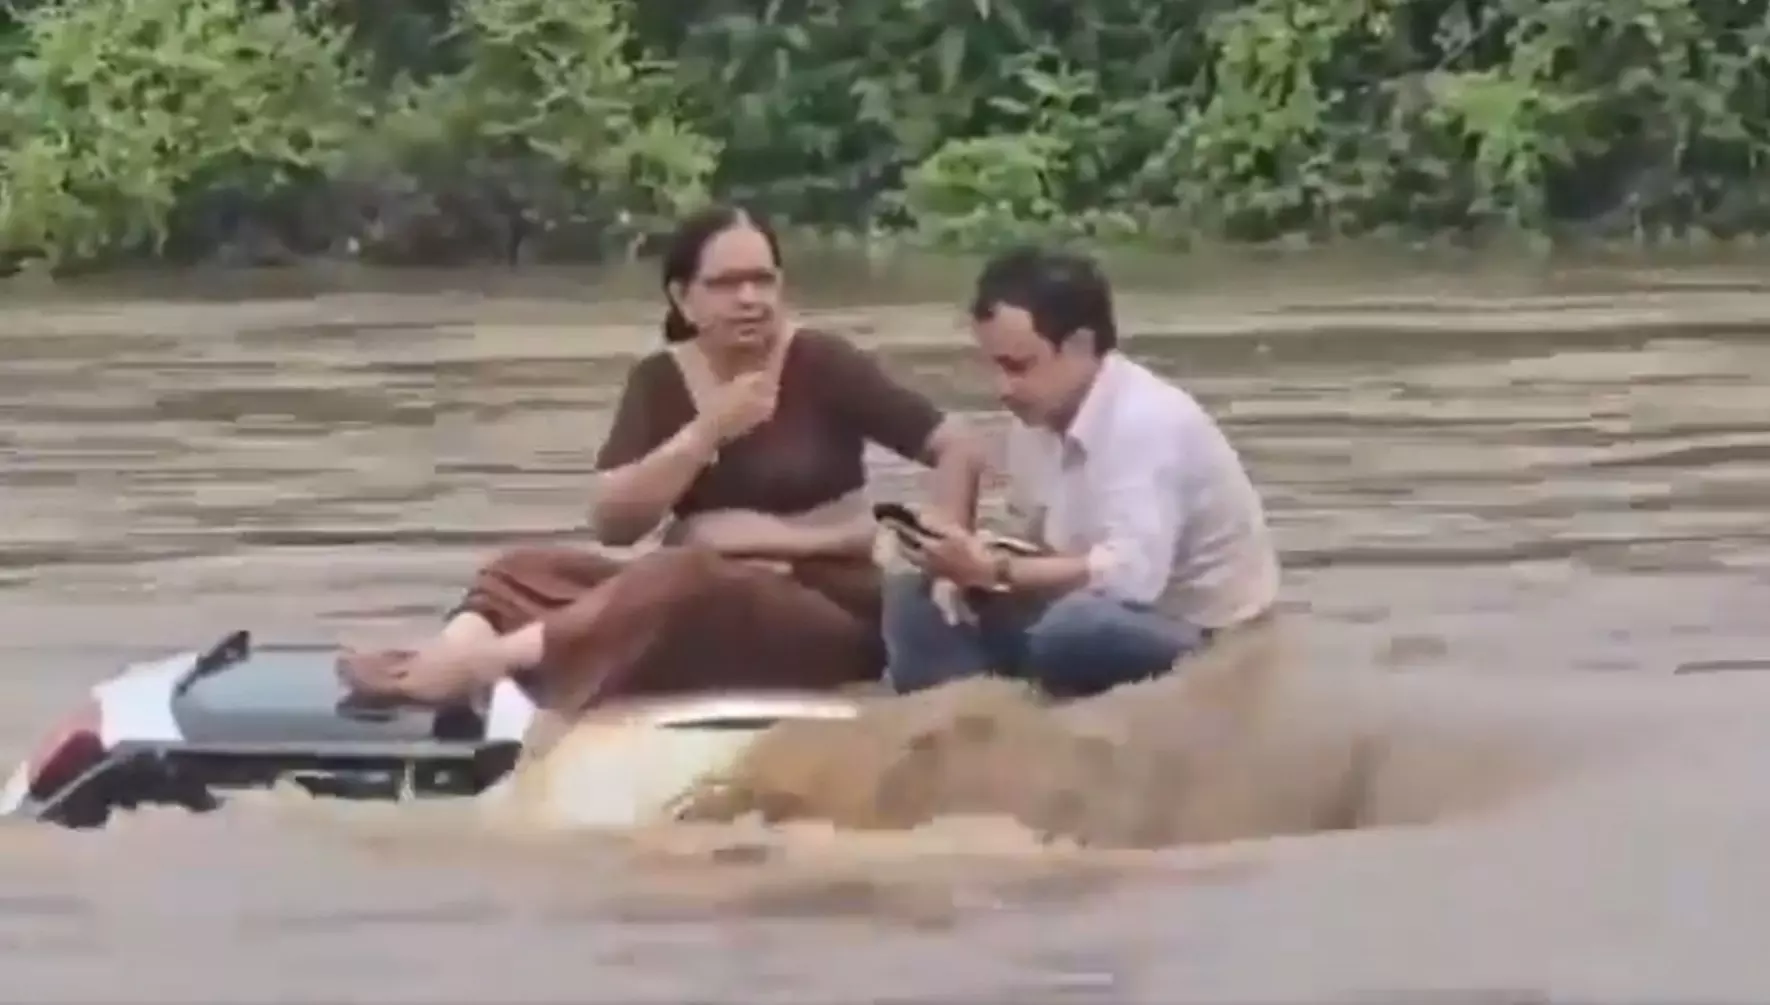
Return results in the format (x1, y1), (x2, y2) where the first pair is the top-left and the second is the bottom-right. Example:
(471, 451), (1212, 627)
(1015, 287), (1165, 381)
(1005, 424), (1184, 604)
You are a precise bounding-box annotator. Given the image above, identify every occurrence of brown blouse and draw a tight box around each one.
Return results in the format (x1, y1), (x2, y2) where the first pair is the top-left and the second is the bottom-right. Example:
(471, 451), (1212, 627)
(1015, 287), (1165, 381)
(593, 329), (944, 516)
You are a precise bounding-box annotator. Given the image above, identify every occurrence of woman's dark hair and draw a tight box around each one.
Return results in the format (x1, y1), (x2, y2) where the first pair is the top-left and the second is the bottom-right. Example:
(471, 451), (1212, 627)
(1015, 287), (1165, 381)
(660, 204), (784, 344)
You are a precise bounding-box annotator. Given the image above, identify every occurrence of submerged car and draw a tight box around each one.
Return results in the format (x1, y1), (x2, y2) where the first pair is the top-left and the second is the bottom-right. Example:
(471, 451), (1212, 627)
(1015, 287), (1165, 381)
(1, 629), (861, 830)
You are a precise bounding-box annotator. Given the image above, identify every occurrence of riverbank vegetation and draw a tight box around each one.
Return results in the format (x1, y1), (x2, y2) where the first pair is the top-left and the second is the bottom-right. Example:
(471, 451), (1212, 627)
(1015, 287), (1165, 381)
(2, 0), (1768, 271)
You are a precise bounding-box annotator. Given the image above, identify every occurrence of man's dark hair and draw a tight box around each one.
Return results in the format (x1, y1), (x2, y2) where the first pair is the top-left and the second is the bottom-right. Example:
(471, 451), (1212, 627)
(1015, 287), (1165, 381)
(969, 245), (1118, 354)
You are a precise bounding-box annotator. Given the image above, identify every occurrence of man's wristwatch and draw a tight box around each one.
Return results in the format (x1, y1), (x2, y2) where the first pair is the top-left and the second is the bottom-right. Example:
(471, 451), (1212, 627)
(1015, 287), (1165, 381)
(988, 551), (1015, 592)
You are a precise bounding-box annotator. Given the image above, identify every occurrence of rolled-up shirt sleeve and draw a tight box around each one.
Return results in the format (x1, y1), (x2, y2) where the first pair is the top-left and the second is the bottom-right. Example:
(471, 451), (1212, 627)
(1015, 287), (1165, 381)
(1081, 423), (1186, 606)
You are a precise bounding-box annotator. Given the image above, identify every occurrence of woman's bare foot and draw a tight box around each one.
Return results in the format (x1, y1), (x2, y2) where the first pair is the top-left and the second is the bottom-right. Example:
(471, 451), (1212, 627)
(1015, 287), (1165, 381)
(338, 638), (516, 705)
(336, 648), (418, 701)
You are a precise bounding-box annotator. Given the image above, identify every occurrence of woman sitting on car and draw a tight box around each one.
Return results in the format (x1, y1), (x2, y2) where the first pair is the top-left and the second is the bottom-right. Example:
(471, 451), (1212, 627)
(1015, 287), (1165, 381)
(336, 204), (983, 725)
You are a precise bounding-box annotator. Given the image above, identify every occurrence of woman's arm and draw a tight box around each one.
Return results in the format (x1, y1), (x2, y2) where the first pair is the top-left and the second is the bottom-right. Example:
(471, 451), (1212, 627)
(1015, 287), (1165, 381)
(592, 418), (718, 546)
(813, 333), (987, 528)
(917, 415), (987, 531)
(683, 511), (876, 560)
(587, 355), (720, 546)
(674, 496), (876, 561)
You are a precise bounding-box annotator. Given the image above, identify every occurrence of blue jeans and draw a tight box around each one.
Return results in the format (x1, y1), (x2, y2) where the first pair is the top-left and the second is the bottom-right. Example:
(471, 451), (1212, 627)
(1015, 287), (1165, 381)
(880, 571), (1206, 700)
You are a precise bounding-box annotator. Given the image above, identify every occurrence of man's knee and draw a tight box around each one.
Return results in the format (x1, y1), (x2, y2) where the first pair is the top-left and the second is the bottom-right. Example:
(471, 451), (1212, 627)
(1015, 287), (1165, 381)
(881, 570), (944, 626)
(1022, 592), (1191, 696)
(1022, 593), (1117, 667)
(880, 572), (978, 693)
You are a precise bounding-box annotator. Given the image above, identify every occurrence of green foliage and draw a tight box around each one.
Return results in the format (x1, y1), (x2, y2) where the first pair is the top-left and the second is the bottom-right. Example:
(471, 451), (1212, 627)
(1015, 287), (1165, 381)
(664, 0), (1770, 247)
(0, 0), (715, 268)
(3, 0), (1770, 269)
(373, 0), (719, 251)
(0, 0), (368, 266)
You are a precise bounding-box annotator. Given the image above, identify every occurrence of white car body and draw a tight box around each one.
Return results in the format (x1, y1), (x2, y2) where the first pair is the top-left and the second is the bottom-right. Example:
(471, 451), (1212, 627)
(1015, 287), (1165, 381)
(0, 631), (861, 829)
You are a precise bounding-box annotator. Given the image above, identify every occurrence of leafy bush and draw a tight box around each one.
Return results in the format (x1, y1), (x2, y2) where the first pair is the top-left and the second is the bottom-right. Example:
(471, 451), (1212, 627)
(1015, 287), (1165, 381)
(5, 0), (1770, 269)
(666, 0), (1770, 246)
(357, 0), (719, 262)
(0, 0), (368, 267)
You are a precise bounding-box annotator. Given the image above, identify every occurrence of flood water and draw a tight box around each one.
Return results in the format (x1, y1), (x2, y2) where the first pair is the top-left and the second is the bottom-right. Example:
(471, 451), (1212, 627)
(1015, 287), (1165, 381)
(6, 263), (1770, 1001)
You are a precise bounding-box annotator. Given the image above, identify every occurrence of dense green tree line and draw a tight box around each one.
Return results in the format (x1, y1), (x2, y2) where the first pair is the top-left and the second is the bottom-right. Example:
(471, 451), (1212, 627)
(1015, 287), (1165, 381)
(2, 0), (1768, 271)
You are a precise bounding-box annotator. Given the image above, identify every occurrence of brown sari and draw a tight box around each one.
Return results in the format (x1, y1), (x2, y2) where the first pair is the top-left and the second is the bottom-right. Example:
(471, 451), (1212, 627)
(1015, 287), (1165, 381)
(438, 329), (943, 714)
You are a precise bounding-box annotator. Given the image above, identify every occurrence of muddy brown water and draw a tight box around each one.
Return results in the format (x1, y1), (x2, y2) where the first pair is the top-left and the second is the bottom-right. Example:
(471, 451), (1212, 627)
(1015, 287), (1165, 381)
(6, 266), (1770, 1001)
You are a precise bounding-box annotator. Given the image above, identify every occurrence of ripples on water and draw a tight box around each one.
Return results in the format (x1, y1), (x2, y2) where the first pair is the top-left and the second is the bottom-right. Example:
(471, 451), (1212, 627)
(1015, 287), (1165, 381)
(5, 282), (1770, 1000)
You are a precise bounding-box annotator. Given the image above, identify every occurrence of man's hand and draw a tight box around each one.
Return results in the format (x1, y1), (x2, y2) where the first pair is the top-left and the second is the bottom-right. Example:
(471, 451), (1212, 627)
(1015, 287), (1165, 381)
(899, 510), (998, 589)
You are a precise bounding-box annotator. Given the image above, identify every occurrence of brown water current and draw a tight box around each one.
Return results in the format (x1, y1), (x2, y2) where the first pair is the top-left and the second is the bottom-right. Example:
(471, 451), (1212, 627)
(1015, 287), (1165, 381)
(5, 267), (1770, 1001)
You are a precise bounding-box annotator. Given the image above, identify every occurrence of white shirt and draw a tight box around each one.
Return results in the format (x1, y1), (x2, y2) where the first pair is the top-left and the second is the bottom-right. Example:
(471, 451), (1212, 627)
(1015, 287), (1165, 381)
(1002, 352), (1279, 628)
